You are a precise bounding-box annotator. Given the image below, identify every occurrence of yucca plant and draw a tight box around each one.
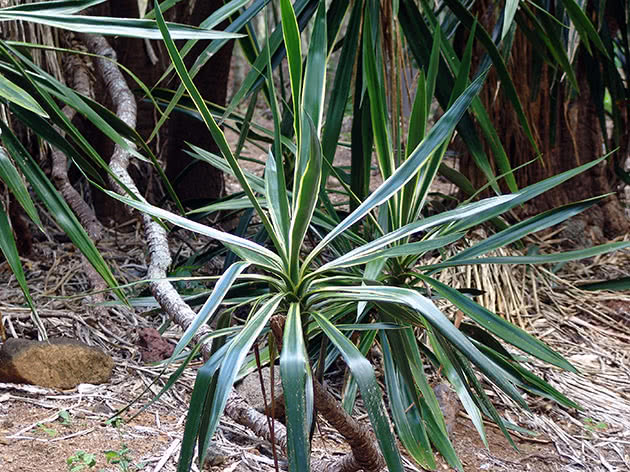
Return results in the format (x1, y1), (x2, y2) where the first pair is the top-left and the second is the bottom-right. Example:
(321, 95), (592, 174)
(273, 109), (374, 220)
(1, 0), (628, 470)
(97, 1), (630, 471)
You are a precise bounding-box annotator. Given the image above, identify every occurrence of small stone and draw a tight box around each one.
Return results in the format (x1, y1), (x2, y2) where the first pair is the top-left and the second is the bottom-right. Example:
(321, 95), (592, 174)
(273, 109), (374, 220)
(236, 366), (284, 417)
(0, 337), (114, 389)
(136, 327), (174, 363)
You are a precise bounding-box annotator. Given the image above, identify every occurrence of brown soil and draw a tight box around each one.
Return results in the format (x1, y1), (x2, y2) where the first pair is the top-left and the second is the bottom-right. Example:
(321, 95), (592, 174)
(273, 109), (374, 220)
(0, 396), (178, 472)
(0, 383), (566, 472)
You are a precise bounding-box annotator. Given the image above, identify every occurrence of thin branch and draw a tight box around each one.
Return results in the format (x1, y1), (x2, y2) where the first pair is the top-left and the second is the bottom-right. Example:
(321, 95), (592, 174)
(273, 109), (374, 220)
(50, 49), (105, 319)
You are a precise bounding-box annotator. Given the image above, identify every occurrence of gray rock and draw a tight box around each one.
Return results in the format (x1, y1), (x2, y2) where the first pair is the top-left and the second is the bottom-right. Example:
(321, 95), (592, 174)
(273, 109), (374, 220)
(0, 337), (114, 389)
(236, 366), (284, 418)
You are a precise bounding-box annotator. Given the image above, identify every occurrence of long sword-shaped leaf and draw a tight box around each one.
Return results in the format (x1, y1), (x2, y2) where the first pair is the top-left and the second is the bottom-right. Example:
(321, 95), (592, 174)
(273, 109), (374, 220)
(0, 0), (104, 14)
(0, 12), (242, 40)
(0, 206), (45, 339)
(265, 151), (290, 256)
(363, 5), (395, 182)
(312, 286), (527, 408)
(177, 350), (223, 472)
(380, 333), (436, 469)
(559, 0), (608, 56)
(301, 0), (327, 135)
(0, 122), (125, 303)
(153, 2), (285, 260)
(449, 197), (604, 262)
(326, 233), (464, 270)
(321, 0), (361, 175)
(418, 275), (575, 371)
(0, 74), (48, 117)
(198, 294), (283, 465)
(311, 311), (405, 472)
(289, 116), (322, 282)
(304, 69), (489, 270)
(150, 0), (271, 141)
(171, 261), (250, 359)
(0, 145), (42, 229)
(447, 154), (611, 232)
(105, 191), (284, 272)
(578, 277), (630, 292)
(281, 303), (313, 472)
(440, 0), (539, 152)
(314, 195), (515, 274)
(264, 32), (290, 250)
(280, 0), (303, 141)
(501, 0), (520, 41)
(423, 241), (630, 270)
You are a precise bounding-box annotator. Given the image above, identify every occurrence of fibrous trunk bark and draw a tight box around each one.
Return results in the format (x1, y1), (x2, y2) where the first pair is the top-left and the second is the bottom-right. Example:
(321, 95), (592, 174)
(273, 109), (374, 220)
(459, 7), (628, 238)
(166, 0), (234, 204)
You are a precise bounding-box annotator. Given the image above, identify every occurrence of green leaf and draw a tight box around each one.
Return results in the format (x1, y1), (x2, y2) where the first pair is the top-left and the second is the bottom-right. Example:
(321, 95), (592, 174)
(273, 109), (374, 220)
(0, 11), (243, 40)
(153, 1), (284, 259)
(0, 122), (125, 303)
(449, 197), (604, 261)
(198, 294), (283, 465)
(264, 151), (290, 256)
(151, 0), (270, 142)
(380, 332), (436, 468)
(327, 233), (464, 270)
(313, 286), (527, 408)
(440, 0), (540, 152)
(281, 304), (313, 472)
(177, 356), (220, 471)
(0, 145), (42, 229)
(423, 241), (630, 270)
(171, 262), (250, 360)
(280, 0), (303, 140)
(363, 5), (395, 182)
(304, 69), (489, 270)
(0, 74), (48, 117)
(501, 0), (519, 41)
(578, 277), (630, 292)
(0, 205), (45, 338)
(448, 154), (611, 232)
(559, 0), (608, 57)
(417, 275), (576, 372)
(0, 0), (104, 14)
(105, 192), (285, 273)
(311, 311), (405, 472)
(321, 0), (361, 173)
(315, 195), (515, 274)
(301, 0), (327, 134)
(290, 116), (322, 282)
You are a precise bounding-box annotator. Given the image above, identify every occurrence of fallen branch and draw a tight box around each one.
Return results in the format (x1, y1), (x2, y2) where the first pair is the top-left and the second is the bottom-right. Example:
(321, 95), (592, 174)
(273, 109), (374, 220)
(51, 52), (102, 241)
(50, 49), (106, 320)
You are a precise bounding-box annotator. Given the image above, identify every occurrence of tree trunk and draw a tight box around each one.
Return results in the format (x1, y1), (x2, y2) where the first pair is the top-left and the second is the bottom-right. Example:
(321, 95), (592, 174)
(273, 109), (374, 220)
(166, 0), (235, 204)
(86, 0), (233, 216)
(459, 8), (628, 238)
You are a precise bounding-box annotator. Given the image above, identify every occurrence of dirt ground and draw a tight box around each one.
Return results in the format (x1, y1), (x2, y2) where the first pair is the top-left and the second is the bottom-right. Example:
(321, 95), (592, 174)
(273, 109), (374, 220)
(0, 374), (564, 472)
